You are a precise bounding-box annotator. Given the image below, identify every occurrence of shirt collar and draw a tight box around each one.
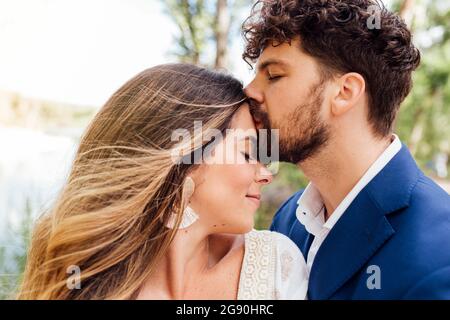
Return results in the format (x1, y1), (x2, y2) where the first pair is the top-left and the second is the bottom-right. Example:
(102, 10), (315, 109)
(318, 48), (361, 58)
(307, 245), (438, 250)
(296, 134), (402, 234)
(296, 183), (326, 236)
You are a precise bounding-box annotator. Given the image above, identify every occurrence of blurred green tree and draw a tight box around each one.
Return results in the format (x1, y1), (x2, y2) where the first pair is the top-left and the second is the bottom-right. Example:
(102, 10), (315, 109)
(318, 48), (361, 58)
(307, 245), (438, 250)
(394, 0), (450, 170)
(161, 0), (249, 68)
(0, 199), (33, 299)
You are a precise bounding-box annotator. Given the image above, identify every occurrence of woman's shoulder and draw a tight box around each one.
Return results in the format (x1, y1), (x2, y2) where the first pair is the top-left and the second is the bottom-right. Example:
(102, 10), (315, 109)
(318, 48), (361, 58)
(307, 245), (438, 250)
(238, 230), (308, 300)
(269, 232), (308, 299)
(243, 230), (306, 268)
(244, 229), (301, 252)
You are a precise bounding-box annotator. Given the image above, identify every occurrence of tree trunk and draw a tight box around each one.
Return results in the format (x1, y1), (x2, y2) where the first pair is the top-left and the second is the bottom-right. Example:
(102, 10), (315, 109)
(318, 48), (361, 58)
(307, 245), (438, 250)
(399, 0), (415, 28)
(408, 107), (425, 155)
(215, 0), (229, 69)
(180, 0), (201, 65)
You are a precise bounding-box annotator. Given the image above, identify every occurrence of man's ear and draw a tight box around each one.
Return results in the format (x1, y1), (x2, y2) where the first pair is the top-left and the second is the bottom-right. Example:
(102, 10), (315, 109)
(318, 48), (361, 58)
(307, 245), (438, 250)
(330, 72), (366, 116)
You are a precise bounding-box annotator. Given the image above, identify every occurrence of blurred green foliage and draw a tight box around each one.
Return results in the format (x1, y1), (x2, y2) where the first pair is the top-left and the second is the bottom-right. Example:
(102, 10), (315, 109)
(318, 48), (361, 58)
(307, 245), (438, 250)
(161, 0), (248, 67)
(0, 200), (33, 299)
(396, 1), (450, 168)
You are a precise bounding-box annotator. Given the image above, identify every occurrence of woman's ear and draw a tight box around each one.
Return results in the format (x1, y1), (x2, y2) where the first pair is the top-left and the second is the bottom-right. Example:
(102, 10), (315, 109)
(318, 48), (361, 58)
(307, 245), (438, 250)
(186, 167), (205, 191)
(183, 176), (195, 200)
(331, 72), (366, 116)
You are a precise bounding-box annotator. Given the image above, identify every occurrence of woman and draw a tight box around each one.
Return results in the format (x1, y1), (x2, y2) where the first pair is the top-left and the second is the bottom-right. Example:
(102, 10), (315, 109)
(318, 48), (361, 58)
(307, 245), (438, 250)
(17, 64), (308, 299)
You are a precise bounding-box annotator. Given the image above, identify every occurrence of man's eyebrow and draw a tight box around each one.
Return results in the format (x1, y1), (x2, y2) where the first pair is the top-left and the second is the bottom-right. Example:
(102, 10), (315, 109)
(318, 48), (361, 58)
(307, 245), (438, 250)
(257, 58), (289, 72)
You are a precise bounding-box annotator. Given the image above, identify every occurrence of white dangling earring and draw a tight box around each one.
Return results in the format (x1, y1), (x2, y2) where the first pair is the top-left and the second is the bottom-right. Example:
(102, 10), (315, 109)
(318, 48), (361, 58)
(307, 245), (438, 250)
(165, 177), (199, 229)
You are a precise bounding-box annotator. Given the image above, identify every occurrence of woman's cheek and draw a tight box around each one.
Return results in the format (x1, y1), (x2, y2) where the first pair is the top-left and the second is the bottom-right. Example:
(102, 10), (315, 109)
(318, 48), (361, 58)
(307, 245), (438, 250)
(235, 163), (257, 186)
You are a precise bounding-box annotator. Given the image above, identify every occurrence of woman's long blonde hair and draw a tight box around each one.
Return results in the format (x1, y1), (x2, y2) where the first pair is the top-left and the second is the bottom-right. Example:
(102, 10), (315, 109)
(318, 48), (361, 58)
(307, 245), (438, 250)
(17, 63), (246, 299)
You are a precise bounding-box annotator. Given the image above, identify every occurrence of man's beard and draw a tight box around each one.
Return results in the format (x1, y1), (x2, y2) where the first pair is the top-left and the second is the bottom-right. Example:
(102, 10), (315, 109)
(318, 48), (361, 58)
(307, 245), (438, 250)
(250, 80), (330, 164)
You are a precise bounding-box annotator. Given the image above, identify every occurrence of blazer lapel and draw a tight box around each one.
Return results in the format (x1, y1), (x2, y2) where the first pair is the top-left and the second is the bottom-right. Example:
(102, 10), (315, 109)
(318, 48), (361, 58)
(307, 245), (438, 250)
(288, 220), (315, 258)
(308, 145), (420, 300)
(308, 191), (395, 299)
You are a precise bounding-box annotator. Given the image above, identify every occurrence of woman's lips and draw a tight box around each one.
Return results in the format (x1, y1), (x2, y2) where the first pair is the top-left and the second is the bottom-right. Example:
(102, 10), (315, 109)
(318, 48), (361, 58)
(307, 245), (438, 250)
(245, 194), (261, 206)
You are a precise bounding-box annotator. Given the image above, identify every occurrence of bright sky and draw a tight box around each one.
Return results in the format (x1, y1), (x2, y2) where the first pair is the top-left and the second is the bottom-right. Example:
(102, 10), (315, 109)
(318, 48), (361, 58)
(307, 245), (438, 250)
(0, 0), (254, 107)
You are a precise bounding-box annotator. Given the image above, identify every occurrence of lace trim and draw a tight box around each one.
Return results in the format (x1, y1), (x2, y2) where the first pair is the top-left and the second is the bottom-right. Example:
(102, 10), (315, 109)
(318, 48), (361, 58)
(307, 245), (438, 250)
(280, 250), (294, 282)
(237, 230), (277, 300)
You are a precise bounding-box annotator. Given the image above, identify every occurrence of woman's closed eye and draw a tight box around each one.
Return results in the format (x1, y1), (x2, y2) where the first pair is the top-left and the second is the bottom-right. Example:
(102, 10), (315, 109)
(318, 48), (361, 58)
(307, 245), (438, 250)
(240, 136), (258, 163)
(241, 152), (256, 163)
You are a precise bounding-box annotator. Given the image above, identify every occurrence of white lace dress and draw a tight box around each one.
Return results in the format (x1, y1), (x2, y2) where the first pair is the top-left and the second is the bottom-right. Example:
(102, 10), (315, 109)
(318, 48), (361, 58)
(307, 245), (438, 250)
(237, 230), (308, 300)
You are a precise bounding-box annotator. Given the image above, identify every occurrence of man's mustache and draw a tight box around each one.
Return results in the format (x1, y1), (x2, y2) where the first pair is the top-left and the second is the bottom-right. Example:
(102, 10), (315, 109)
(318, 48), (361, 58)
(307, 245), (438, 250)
(247, 98), (268, 125)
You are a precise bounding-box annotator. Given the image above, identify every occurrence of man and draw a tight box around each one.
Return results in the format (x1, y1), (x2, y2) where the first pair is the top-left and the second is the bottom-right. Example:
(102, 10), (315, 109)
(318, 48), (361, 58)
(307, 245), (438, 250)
(243, 0), (450, 299)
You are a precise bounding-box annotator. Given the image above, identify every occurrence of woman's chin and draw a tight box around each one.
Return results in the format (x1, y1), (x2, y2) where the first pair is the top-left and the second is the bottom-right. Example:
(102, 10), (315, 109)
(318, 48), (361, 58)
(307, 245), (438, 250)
(238, 217), (255, 234)
(223, 219), (254, 234)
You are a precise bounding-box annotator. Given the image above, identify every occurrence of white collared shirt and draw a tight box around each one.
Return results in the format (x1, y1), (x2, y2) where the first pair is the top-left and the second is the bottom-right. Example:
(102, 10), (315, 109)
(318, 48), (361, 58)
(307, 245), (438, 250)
(296, 134), (402, 272)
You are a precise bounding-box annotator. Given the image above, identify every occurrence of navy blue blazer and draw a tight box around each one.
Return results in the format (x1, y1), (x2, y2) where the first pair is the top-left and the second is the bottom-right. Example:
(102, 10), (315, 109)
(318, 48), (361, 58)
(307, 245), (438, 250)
(270, 145), (450, 299)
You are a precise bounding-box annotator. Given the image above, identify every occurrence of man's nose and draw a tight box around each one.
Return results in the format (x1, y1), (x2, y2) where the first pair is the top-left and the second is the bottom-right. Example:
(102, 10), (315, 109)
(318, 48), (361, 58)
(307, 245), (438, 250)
(244, 81), (264, 104)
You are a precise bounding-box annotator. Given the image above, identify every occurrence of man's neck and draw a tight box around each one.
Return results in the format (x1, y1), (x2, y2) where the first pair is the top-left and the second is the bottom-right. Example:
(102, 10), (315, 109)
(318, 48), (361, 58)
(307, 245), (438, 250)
(299, 134), (392, 221)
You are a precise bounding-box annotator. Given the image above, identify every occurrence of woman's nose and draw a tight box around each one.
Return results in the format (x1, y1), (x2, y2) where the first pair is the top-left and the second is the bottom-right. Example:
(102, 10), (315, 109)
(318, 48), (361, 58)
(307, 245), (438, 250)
(256, 165), (273, 185)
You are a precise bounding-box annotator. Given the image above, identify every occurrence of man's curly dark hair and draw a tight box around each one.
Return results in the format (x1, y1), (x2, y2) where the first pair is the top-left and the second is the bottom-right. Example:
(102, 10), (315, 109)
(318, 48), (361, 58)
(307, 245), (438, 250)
(242, 0), (421, 136)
